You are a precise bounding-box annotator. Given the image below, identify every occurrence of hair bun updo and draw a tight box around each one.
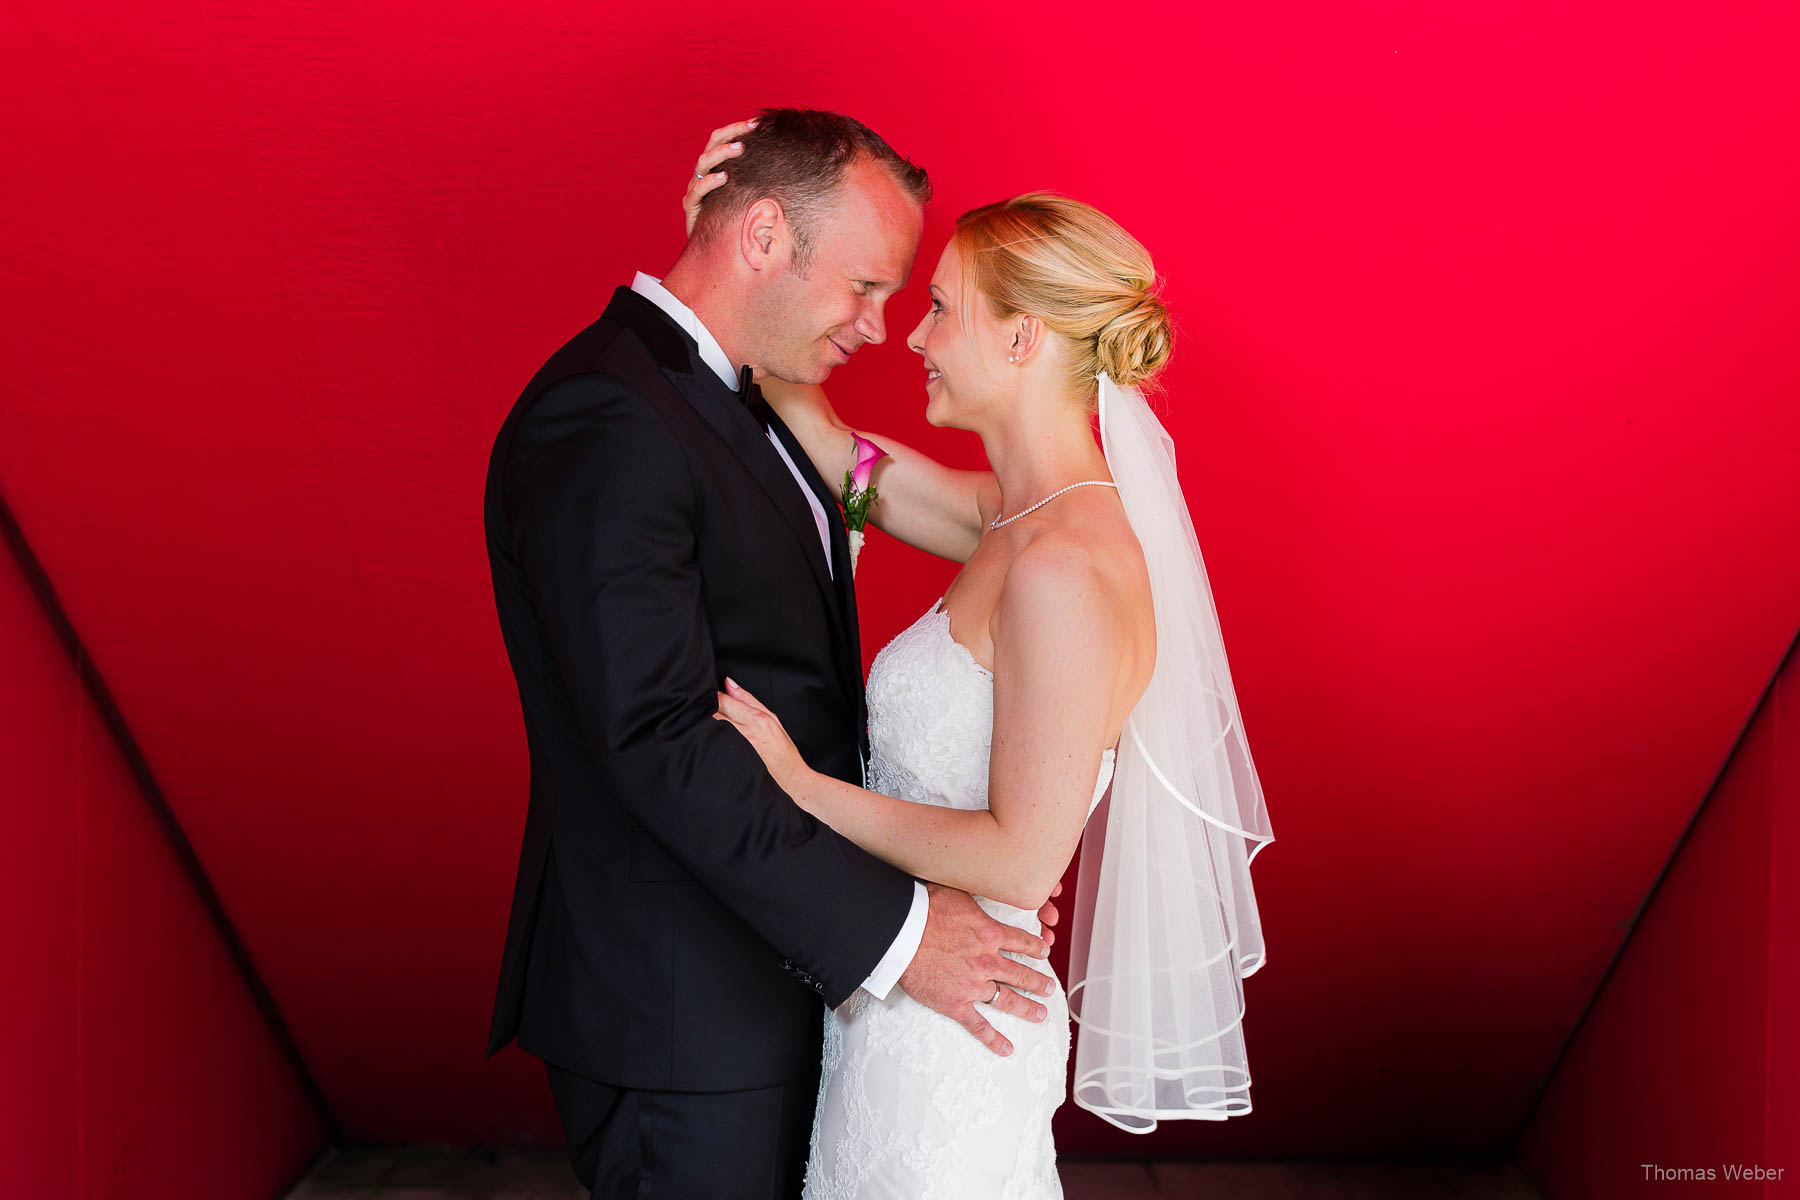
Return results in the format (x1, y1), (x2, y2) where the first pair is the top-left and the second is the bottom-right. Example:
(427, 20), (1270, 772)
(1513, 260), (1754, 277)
(1095, 288), (1173, 389)
(951, 191), (1174, 407)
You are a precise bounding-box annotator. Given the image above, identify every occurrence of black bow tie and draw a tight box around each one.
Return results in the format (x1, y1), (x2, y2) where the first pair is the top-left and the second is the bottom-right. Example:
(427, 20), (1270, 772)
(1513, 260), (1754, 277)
(736, 364), (772, 432)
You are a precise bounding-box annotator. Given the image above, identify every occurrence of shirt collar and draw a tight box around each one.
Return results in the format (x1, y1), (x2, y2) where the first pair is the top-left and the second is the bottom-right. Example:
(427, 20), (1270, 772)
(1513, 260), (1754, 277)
(630, 271), (738, 392)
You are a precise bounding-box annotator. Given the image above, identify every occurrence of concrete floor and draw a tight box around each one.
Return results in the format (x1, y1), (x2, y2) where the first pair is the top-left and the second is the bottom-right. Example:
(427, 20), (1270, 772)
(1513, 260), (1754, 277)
(284, 1145), (1547, 1199)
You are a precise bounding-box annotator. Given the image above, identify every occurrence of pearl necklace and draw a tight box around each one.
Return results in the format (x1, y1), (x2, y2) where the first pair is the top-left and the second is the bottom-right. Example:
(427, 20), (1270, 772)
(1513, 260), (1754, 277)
(988, 479), (1119, 530)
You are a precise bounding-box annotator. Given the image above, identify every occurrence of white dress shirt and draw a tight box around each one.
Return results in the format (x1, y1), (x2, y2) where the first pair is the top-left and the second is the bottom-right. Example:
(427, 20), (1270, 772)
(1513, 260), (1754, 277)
(629, 272), (928, 1002)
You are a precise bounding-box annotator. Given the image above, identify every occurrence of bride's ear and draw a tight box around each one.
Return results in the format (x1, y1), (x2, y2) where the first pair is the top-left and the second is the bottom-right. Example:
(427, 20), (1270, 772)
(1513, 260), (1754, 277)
(1007, 314), (1045, 366)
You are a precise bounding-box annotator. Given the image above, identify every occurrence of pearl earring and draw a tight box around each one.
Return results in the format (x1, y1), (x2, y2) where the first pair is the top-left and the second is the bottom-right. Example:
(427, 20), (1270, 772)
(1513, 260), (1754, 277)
(1007, 353), (1017, 362)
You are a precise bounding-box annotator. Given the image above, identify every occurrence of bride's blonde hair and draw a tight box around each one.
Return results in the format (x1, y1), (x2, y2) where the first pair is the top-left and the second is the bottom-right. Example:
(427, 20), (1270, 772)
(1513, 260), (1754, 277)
(951, 192), (1173, 402)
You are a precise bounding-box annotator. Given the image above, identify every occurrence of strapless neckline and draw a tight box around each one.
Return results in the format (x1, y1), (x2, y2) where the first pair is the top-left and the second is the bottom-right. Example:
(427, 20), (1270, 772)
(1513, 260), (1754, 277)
(928, 596), (993, 680)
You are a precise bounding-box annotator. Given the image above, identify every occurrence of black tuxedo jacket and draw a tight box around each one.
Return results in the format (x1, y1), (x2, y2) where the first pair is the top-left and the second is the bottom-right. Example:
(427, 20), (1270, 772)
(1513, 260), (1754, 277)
(482, 286), (916, 1091)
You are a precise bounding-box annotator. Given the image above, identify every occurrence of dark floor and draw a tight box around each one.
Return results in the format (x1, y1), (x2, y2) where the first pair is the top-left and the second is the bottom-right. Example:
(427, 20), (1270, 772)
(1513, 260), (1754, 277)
(284, 1145), (1547, 1199)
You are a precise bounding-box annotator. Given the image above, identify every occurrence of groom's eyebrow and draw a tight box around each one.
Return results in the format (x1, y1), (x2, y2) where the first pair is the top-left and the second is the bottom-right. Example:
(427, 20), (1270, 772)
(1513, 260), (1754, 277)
(851, 268), (901, 288)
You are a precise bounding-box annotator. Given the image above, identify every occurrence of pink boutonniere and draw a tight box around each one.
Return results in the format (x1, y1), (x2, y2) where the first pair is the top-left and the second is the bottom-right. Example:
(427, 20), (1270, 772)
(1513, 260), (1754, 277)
(839, 433), (887, 575)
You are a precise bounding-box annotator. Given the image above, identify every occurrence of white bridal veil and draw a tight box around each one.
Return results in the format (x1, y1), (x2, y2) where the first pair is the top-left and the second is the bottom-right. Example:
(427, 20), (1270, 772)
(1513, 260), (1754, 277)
(1066, 372), (1277, 1132)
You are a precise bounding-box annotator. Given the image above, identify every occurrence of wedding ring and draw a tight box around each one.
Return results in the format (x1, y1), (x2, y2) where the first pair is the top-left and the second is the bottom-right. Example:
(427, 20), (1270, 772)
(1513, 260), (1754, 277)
(987, 982), (1002, 1005)
(694, 171), (706, 180)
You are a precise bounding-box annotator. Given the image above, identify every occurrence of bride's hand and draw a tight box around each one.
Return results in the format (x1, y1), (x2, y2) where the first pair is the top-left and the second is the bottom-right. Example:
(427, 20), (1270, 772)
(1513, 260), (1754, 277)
(682, 118), (757, 236)
(1037, 880), (1063, 948)
(714, 676), (813, 802)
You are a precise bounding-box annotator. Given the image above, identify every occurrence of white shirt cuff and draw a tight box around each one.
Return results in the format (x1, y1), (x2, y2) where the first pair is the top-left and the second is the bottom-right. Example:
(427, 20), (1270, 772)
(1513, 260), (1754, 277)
(859, 880), (928, 1001)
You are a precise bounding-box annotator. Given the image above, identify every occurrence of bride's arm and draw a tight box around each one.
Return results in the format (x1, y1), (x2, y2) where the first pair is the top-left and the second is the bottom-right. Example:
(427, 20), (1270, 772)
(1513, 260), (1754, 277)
(759, 378), (996, 565)
(715, 537), (1122, 909)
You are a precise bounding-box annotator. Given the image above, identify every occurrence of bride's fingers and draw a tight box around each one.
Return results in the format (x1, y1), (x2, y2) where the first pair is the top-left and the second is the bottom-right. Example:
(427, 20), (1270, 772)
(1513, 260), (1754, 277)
(686, 171), (726, 204)
(701, 117), (758, 158)
(688, 120), (754, 194)
(694, 137), (746, 180)
(684, 156), (732, 212)
(985, 985), (1049, 1024)
(723, 676), (771, 713)
(714, 691), (759, 730)
(684, 173), (727, 236)
(683, 120), (754, 235)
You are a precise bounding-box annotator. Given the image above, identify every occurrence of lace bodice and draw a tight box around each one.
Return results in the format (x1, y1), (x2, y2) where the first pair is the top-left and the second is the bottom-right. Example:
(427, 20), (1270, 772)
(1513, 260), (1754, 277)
(865, 596), (1116, 828)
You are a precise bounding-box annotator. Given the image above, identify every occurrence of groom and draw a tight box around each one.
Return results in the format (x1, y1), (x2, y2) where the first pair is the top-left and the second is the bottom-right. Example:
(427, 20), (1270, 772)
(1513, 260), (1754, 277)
(482, 109), (1060, 1199)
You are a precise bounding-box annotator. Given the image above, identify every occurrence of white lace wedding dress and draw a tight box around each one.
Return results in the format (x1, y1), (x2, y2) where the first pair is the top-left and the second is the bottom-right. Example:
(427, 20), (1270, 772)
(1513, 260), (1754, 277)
(803, 596), (1116, 1200)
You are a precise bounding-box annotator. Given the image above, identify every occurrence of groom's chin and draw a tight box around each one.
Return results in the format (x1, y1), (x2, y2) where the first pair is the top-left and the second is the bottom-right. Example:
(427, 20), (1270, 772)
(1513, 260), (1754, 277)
(758, 367), (820, 388)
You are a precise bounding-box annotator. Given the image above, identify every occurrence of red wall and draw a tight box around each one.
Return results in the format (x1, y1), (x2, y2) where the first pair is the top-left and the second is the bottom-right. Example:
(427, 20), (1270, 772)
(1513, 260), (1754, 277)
(1517, 645), (1797, 1197)
(2, 0), (1796, 1158)
(0, 547), (325, 1197)
(1776, 668), (1799, 1200)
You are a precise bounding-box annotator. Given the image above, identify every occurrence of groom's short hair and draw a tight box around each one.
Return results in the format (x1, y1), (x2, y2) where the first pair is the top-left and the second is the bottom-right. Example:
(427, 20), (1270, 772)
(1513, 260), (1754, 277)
(691, 107), (931, 274)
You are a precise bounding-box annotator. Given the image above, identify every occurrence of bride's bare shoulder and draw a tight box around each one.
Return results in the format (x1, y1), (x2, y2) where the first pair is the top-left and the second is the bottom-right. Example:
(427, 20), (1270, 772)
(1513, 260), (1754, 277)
(991, 503), (1155, 728)
(1034, 497), (1148, 594)
(991, 536), (1118, 682)
(998, 510), (1144, 635)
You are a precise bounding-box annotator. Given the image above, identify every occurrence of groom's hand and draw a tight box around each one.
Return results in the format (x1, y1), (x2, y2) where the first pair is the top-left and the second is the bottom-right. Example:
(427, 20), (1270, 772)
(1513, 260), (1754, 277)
(898, 883), (1056, 1058)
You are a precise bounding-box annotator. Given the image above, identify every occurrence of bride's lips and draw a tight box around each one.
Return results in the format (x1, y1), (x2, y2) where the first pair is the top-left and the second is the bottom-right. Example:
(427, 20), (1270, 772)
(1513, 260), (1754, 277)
(924, 363), (942, 386)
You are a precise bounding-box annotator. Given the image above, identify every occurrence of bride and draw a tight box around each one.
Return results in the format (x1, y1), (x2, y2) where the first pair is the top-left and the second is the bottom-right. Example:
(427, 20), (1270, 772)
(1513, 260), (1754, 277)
(689, 132), (1275, 1198)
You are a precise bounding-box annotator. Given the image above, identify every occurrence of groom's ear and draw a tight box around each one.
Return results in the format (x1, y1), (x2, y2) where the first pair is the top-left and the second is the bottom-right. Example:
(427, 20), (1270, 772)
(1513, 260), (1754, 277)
(739, 197), (790, 272)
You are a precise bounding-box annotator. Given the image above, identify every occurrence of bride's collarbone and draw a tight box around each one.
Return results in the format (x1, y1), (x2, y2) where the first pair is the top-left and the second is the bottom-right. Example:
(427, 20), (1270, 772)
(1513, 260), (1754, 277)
(961, 502), (1141, 603)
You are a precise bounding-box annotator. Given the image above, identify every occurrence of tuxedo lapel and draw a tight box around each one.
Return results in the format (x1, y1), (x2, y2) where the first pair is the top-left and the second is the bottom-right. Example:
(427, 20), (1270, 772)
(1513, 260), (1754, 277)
(767, 408), (866, 733)
(598, 289), (853, 678)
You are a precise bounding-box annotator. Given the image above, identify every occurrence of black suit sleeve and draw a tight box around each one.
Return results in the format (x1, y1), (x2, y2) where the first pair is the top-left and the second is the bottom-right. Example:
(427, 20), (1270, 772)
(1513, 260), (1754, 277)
(503, 371), (915, 1006)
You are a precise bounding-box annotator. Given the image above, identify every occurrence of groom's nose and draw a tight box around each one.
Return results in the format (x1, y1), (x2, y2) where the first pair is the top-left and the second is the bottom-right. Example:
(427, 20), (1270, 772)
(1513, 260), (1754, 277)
(854, 301), (887, 346)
